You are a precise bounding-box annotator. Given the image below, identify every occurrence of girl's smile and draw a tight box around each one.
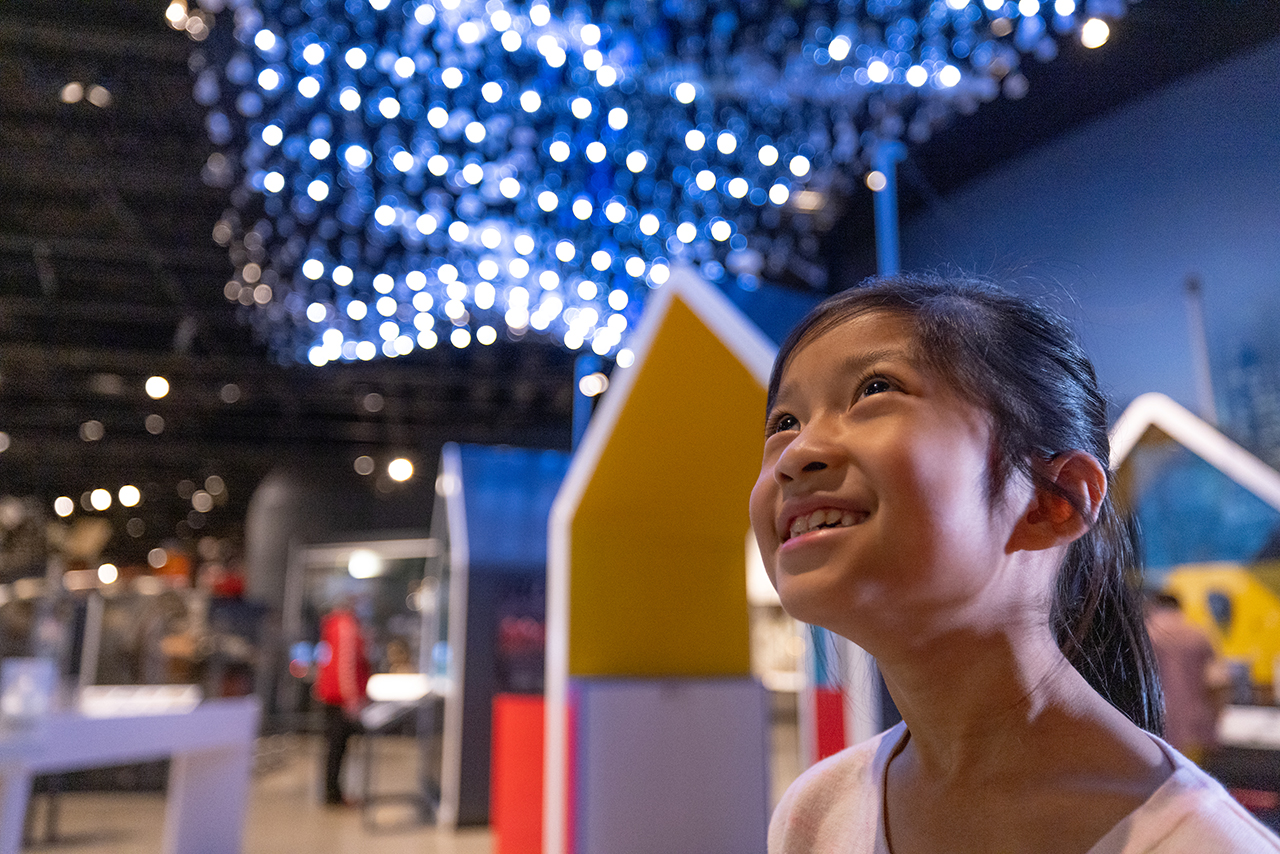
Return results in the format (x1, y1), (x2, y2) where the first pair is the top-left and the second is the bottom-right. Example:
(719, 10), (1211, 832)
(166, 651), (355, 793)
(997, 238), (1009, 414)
(780, 502), (869, 545)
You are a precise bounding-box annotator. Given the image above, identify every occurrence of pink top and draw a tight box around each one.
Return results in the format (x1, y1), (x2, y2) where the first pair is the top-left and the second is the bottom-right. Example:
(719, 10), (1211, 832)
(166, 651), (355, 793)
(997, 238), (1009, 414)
(769, 722), (1280, 854)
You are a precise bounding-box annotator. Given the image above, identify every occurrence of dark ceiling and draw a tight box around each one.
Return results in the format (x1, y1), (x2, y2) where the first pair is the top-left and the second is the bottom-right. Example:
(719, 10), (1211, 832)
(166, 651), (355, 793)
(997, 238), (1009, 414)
(0, 0), (1276, 569)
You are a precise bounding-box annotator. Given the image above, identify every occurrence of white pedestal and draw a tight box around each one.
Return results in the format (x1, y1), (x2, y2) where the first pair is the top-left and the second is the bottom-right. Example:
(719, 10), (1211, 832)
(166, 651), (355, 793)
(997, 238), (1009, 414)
(0, 696), (259, 854)
(572, 677), (769, 854)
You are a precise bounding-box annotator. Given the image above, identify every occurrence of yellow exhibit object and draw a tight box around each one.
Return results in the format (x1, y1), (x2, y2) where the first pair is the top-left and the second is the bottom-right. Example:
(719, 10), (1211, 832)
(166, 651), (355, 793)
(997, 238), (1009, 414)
(543, 268), (778, 854)
(1164, 562), (1280, 686)
(565, 281), (771, 677)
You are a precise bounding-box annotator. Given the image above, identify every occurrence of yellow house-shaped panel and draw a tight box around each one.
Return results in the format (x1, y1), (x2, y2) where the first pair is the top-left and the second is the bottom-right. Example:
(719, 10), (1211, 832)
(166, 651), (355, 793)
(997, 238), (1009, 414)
(569, 295), (765, 676)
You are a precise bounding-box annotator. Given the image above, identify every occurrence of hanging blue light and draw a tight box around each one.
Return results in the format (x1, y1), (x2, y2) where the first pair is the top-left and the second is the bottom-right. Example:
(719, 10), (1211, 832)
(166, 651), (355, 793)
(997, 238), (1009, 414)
(186, 0), (1130, 364)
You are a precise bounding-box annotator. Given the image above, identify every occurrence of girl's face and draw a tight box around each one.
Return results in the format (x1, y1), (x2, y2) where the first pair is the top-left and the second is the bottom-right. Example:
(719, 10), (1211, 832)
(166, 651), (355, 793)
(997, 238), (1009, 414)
(749, 311), (1033, 642)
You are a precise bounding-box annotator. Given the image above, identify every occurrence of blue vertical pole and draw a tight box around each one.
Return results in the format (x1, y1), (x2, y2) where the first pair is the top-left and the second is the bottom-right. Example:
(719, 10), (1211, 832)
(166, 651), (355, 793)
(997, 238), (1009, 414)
(572, 354), (602, 449)
(871, 140), (907, 276)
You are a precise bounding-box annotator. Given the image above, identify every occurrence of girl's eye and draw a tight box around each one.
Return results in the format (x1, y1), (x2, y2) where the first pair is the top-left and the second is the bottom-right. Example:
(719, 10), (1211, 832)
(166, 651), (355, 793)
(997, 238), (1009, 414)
(768, 413), (799, 435)
(860, 377), (894, 398)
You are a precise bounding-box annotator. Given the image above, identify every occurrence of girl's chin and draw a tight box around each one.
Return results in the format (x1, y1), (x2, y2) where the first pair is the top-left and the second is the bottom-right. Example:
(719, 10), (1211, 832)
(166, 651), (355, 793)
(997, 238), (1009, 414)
(775, 573), (847, 625)
(775, 573), (897, 640)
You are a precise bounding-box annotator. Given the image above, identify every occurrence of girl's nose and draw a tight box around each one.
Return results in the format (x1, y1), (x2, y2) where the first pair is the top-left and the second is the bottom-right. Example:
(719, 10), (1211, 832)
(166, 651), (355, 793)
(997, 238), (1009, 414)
(774, 422), (840, 483)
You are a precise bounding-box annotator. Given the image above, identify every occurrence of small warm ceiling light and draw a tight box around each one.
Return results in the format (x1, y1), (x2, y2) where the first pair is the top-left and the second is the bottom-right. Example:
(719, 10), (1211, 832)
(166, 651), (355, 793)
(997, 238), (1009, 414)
(145, 376), (170, 399)
(145, 414), (165, 435)
(865, 170), (888, 192)
(90, 489), (112, 511)
(578, 372), (609, 397)
(1081, 18), (1110, 49)
(388, 457), (414, 482)
(348, 548), (384, 579)
(80, 420), (105, 442)
(60, 82), (84, 104)
(165, 0), (188, 26)
(86, 85), (112, 108)
(54, 496), (74, 517)
(354, 455), (375, 476)
(118, 485), (141, 507)
(98, 563), (119, 584)
(790, 190), (826, 212)
(191, 490), (213, 513)
(0, 431), (9, 452)
(185, 13), (209, 39)
(148, 548), (168, 569)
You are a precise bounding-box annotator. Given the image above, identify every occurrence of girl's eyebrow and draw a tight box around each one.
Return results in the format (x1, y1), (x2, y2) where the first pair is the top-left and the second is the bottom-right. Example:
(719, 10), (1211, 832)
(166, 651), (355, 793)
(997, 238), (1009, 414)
(772, 346), (916, 412)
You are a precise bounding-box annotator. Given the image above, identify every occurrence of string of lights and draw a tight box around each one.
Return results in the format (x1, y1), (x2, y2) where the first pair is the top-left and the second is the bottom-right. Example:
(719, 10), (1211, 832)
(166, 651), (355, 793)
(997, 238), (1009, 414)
(178, 0), (1130, 364)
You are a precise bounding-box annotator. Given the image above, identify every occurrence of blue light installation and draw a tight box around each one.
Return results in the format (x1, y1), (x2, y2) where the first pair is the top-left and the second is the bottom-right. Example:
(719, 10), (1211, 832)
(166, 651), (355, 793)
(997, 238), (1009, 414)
(192, 0), (1131, 364)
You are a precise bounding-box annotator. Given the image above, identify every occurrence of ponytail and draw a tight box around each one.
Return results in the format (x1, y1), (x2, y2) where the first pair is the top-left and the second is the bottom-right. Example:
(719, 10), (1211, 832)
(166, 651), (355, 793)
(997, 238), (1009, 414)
(1052, 497), (1164, 733)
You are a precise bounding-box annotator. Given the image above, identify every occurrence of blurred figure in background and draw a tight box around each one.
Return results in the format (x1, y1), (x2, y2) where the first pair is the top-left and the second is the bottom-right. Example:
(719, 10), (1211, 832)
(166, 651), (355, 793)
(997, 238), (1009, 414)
(314, 595), (370, 805)
(384, 636), (415, 673)
(1146, 591), (1231, 765)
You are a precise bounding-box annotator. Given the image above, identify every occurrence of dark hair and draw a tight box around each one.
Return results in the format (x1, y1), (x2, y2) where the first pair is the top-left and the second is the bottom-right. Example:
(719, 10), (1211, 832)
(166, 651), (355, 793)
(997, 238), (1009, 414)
(768, 272), (1163, 734)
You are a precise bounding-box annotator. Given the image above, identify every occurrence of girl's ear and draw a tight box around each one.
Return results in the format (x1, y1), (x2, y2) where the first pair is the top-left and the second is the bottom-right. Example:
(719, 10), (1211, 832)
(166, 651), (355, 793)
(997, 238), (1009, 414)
(1010, 451), (1107, 552)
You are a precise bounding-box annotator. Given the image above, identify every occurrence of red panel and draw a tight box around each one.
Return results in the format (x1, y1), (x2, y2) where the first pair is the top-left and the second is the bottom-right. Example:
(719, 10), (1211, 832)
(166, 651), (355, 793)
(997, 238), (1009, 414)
(813, 686), (846, 763)
(1231, 788), (1280, 811)
(566, 688), (578, 854)
(492, 694), (546, 854)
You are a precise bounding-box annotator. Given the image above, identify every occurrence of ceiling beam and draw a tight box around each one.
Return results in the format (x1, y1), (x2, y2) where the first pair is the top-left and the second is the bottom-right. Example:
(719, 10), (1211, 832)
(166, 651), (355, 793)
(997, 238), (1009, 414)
(0, 235), (228, 270)
(0, 156), (217, 198)
(0, 17), (190, 64)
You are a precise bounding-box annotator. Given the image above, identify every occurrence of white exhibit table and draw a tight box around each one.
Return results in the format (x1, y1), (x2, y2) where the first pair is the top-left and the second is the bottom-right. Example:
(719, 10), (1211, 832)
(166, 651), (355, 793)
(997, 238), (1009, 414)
(0, 695), (260, 854)
(1219, 704), (1280, 750)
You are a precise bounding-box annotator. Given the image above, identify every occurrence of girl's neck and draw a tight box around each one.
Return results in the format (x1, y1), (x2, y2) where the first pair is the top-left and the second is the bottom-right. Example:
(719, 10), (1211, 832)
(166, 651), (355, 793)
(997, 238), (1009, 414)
(873, 620), (1098, 782)
(872, 616), (1172, 854)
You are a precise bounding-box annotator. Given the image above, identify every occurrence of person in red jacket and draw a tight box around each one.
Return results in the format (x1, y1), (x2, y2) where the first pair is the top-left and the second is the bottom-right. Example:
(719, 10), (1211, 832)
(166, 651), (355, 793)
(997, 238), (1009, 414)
(314, 597), (370, 805)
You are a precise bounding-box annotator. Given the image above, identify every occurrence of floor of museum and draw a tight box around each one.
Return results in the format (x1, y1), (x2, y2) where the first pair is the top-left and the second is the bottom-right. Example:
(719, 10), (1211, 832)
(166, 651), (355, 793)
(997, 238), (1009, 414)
(21, 734), (491, 854)
(21, 722), (802, 853)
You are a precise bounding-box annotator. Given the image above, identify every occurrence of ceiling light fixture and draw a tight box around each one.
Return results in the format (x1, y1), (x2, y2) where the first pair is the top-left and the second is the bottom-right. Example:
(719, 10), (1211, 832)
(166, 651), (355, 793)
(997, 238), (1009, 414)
(190, 0), (1129, 363)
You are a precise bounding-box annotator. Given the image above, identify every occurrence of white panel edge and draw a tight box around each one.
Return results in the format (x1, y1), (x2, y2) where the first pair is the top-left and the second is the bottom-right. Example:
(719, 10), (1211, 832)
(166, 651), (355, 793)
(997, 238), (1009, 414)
(1110, 392), (1280, 514)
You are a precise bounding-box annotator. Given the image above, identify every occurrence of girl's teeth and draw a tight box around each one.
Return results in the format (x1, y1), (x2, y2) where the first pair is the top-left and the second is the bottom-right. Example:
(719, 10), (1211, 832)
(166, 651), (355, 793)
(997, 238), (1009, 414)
(788, 509), (862, 539)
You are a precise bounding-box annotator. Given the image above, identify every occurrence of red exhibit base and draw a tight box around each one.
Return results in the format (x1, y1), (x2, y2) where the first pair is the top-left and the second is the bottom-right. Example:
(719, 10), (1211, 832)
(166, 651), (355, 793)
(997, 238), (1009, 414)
(491, 693), (546, 854)
(814, 686), (846, 763)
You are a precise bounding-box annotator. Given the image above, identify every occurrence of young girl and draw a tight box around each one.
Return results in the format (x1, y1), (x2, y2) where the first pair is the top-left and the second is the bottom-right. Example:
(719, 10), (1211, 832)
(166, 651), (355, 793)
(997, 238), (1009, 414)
(750, 274), (1280, 853)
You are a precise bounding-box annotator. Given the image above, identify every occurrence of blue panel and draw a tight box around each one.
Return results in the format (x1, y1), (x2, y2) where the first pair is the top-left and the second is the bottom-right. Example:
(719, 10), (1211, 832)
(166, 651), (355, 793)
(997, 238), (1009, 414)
(458, 445), (571, 573)
(1127, 442), (1280, 571)
(728, 282), (822, 347)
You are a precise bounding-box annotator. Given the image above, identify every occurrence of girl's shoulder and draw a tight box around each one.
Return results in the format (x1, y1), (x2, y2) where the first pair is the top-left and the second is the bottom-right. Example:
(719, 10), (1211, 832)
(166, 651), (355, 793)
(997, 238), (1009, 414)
(1091, 740), (1280, 853)
(767, 723), (906, 854)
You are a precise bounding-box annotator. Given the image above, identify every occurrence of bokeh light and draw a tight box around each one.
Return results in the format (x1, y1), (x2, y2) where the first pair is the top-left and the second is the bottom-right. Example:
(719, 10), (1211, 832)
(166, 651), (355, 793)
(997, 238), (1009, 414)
(194, 0), (1129, 364)
(388, 457), (414, 482)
